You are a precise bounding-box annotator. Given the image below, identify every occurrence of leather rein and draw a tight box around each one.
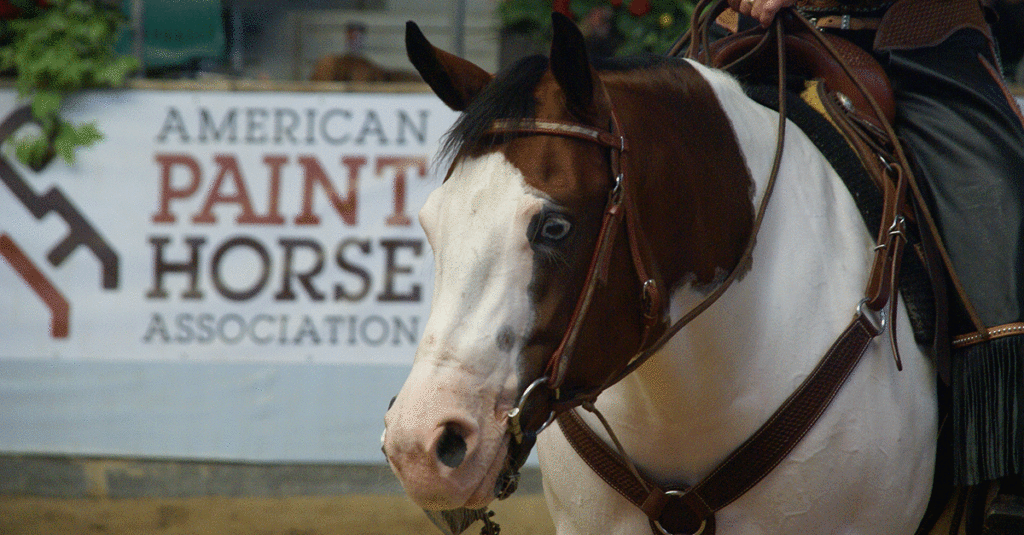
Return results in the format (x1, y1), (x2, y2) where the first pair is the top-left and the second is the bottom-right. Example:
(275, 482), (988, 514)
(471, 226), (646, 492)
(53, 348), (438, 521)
(488, 8), (916, 535)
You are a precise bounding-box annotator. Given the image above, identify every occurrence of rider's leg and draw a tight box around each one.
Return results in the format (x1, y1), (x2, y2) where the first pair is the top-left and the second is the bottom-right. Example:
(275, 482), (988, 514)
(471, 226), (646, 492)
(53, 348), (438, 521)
(877, 25), (1024, 530)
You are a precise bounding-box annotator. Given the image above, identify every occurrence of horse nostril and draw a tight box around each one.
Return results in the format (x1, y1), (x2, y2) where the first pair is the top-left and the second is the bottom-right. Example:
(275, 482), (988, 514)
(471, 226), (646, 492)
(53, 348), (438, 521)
(436, 423), (468, 468)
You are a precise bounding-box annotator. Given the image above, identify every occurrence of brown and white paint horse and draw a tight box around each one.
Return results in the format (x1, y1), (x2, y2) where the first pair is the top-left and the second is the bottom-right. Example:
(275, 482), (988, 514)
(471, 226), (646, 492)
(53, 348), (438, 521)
(383, 14), (937, 535)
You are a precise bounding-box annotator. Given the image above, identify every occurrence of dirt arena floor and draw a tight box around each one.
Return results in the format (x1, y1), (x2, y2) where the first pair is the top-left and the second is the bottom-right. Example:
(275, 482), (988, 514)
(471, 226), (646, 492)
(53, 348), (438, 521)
(0, 495), (555, 535)
(1, 494), (971, 535)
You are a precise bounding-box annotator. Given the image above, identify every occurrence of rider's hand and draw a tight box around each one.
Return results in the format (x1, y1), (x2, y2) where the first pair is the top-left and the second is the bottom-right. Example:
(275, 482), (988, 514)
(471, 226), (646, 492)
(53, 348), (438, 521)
(726, 0), (799, 28)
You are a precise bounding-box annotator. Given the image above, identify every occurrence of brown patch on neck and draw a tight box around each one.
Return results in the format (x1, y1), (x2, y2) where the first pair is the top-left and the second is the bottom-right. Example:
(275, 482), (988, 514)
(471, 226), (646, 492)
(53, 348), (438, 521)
(606, 61), (755, 291)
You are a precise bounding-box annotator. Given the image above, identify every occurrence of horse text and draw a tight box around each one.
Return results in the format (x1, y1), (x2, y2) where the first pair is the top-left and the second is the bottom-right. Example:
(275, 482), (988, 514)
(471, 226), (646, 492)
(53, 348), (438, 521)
(145, 235), (424, 303)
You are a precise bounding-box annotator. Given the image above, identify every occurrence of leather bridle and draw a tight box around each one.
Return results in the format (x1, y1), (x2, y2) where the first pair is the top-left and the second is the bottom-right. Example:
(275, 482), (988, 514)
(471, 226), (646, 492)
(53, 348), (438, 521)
(488, 111), (670, 393)
(484, 8), (923, 535)
(489, 27), (790, 502)
(483, 109), (672, 499)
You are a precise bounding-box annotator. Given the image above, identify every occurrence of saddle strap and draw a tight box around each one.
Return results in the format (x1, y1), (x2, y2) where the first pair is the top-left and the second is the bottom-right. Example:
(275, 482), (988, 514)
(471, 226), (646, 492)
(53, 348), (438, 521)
(557, 312), (881, 535)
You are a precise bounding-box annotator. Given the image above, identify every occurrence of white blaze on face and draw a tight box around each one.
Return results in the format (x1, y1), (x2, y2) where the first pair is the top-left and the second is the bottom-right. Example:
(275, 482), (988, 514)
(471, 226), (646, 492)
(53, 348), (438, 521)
(383, 152), (544, 510)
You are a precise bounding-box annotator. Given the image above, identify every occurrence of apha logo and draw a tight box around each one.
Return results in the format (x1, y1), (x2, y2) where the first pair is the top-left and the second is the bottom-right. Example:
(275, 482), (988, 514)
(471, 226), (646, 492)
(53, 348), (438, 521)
(0, 107), (119, 338)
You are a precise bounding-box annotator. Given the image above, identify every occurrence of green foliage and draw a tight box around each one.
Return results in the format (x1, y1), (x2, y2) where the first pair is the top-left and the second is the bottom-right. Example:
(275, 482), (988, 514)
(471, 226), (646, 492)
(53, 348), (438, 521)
(497, 0), (553, 33)
(497, 0), (696, 57)
(0, 0), (138, 168)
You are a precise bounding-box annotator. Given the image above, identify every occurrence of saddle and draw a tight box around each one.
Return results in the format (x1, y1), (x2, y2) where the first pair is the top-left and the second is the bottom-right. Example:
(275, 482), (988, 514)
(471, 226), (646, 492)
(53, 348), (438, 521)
(699, 7), (942, 335)
(704, 11), (896, 131)
(681, 6), (957, 370)
(692, 7), (900, 194)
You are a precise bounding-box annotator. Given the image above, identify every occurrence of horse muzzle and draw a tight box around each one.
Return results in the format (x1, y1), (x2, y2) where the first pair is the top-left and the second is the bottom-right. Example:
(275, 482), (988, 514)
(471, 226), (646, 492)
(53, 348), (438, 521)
(383, 394), (511, 510)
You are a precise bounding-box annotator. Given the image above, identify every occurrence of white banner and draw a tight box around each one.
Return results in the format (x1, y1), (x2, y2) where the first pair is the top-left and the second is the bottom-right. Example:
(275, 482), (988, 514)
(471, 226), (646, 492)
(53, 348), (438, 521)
(0, 90), (458, 365)
(5, 91), (1019, 364)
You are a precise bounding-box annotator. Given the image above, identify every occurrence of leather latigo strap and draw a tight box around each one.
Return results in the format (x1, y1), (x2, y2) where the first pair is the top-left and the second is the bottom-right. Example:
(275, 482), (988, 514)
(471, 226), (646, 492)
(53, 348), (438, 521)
(558, 314), (880, 535)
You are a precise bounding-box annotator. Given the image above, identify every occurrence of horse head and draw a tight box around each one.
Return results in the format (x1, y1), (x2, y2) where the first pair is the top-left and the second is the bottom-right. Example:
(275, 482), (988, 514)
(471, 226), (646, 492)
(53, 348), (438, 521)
(383, 14), (755, 512)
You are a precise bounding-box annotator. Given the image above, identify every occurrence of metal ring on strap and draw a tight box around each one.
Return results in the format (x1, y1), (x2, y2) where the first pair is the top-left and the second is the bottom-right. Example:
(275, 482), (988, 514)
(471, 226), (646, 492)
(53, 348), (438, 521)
(507, 376), (556, 445)
(653, 519), (707, 535)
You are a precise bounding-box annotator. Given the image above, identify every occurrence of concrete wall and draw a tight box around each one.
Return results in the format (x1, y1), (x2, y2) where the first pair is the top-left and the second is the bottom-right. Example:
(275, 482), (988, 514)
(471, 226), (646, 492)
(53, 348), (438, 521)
(0, 456), (543, 499)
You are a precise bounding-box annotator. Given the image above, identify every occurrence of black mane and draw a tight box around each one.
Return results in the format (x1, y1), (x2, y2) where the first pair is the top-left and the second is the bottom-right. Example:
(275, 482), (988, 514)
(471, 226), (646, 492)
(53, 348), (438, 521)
(439, 53), (678, 162)
(440, 54), (549, 161)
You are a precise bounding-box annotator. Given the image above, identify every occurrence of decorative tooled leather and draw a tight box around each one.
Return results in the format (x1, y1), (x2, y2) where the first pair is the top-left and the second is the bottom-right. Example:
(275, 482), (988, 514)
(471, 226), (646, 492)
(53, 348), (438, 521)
(707, 23), (896, 127)
(873, 0), (990, 50)
(795, 0), (991, 51)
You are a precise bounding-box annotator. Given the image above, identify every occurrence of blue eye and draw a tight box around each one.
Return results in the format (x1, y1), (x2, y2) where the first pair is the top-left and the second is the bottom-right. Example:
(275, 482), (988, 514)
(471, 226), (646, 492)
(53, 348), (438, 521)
(527, 210), (574, 248)
(539, 216), (572, 241)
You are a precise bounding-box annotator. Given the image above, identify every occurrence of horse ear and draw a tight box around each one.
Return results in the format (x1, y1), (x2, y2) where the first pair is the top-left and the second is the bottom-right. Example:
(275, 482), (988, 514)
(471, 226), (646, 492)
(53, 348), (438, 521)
(549, 12), (596, 117)
(405, 21), (493, 111)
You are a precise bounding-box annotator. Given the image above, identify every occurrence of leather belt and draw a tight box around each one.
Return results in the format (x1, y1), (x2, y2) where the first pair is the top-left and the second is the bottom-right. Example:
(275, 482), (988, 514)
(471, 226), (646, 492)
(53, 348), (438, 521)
(810, 14), (882, 31)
